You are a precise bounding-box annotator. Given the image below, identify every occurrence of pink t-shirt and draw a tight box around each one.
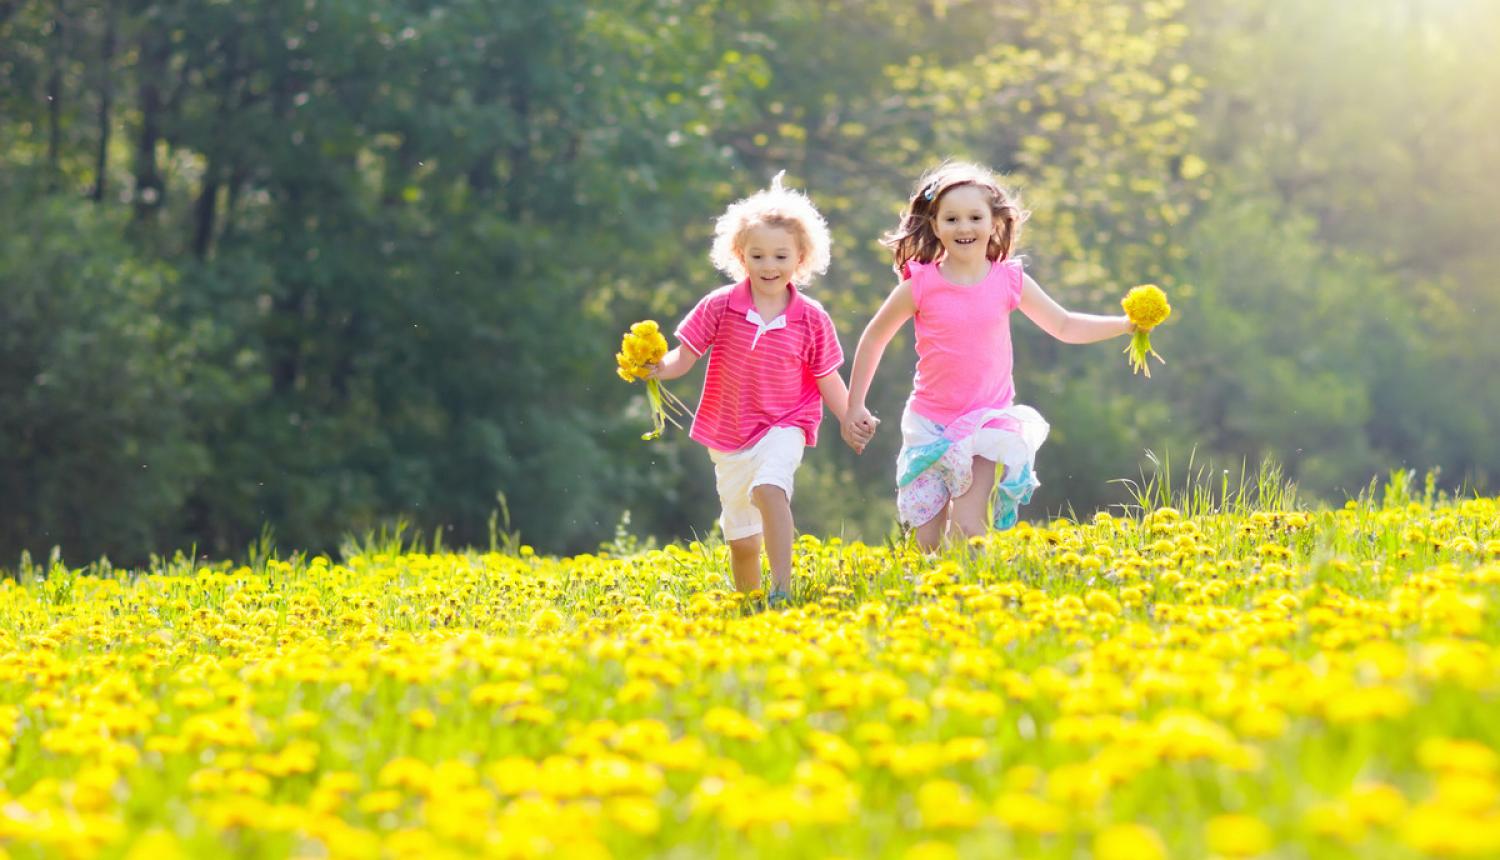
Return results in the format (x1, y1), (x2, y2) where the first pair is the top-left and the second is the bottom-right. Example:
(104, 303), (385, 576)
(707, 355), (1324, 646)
(906, 257), (1025, 425)
(675, 280), (844, 452)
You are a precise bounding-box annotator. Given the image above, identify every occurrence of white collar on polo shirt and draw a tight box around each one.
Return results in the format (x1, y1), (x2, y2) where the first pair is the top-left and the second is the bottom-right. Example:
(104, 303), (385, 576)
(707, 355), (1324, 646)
(745, 308), (787, 350)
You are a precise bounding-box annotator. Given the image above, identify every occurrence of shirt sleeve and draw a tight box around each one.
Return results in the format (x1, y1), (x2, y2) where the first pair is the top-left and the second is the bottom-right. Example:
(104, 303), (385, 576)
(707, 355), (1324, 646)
(675, 291), (722, 356)
(1003, 259), (1024, 312)
(805, 308), (845, 378)
(905, 260), (926, 307)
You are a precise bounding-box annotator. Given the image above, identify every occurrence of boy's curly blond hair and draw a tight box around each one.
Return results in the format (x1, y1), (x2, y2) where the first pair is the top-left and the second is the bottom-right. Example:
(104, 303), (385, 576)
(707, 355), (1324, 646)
(709, 172), (831, 285)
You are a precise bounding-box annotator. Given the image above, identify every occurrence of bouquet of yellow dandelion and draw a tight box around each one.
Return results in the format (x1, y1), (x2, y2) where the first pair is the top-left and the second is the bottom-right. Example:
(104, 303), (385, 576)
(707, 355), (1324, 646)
(1121, 284), (1172, 378)
(616, 320), (690, 440)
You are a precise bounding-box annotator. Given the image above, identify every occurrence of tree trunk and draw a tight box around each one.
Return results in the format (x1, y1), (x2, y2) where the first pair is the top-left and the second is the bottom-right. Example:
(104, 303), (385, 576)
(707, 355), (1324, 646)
(91, 0), (116, 202)
(193, 29), (243, 258)
(46, 0), (66, 184)
(133, 28), (167, 221)
(464, 54), (504, 200)
(222, 164), (247, 243)
(501, 65), (529, 219)
(192, 177), (218, 258)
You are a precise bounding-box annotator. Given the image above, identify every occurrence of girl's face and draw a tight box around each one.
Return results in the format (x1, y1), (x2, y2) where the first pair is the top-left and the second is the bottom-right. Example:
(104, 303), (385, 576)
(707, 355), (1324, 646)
(931, 184), (995, 260)
(739, 225), (803, 295)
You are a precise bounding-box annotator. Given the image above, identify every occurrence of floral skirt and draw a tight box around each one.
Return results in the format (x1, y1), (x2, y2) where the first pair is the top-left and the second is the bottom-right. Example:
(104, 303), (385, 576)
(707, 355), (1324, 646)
(896, 402), (1050, 529)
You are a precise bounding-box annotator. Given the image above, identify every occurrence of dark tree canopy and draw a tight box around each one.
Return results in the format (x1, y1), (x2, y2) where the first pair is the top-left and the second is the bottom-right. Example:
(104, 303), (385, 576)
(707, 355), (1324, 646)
(2, 0), (1497, 563)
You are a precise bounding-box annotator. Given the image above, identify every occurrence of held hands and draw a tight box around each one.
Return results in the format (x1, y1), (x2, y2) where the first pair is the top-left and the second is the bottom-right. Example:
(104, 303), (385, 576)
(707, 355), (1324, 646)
(841, 405), (880, 454)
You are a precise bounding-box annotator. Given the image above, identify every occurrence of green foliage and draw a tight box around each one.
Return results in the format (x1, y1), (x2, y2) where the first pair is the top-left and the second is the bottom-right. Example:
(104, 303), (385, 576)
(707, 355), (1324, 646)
(0, 0), (1495, 562)
(0, 194), (208, 562)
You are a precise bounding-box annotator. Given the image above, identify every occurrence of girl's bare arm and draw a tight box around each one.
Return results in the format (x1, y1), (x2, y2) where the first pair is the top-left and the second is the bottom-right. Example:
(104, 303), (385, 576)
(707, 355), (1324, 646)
(1018, 274), (1132, 344)
(846, 279), (917, 418)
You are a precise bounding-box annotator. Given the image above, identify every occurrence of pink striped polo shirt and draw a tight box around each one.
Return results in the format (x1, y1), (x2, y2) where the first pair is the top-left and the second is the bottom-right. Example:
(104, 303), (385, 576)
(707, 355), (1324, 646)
(675, 280), (843, 452)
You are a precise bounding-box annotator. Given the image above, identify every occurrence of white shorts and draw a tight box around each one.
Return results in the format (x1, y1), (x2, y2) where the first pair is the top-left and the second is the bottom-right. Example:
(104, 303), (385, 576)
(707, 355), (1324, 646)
(707, 426), (806, 541)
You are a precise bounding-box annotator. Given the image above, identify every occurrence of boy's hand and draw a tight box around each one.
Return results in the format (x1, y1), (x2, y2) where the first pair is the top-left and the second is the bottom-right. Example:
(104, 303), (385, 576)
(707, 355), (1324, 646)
(646, 346), (698, 382)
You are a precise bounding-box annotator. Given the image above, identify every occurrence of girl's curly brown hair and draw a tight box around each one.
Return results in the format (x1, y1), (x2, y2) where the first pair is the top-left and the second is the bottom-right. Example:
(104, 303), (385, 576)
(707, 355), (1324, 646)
(880, 160), (1028, 278)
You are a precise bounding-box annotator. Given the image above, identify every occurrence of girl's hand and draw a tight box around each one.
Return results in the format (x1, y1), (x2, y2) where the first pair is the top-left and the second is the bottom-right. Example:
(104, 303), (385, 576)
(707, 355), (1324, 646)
(842, 406), (879, 453)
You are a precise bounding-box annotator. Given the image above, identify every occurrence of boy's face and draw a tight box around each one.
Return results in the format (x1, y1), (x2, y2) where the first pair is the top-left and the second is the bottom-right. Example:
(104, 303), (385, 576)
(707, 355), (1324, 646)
(932, 185), (995, 260)
(739, 225), (802, 294)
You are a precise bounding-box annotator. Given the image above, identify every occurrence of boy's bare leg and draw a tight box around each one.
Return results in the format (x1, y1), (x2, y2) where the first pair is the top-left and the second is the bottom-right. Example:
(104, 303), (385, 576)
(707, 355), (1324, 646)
(728, 535), (763, 593)
(751, 484), (794, 594)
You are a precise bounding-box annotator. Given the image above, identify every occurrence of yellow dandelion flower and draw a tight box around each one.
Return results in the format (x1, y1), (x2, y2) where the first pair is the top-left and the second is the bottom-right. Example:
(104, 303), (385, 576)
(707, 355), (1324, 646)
(1302, 802), (1365, 844)
(608, 796), (662, 836)
(903, 841), (959, 860)
(1205, 813), (1273, 857)
(1094, 823), (1167, 860)
(616, 319), (690, 440)
(1346, 782), (1407, 825)
(1121, 284), (1172, 377)
(994, 792), (1066, 834)
(358, 789), (404, 814)
(764, 699), (805, 722)
(124, 829), (187, 860)
(917, 780), (982, 829)
(702, 707), (765, 742)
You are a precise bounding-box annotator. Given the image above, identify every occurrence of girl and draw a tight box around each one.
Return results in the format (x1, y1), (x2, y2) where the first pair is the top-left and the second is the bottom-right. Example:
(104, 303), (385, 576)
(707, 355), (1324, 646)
(651, 174), (871, 606)
(842, 161), (1133, 550)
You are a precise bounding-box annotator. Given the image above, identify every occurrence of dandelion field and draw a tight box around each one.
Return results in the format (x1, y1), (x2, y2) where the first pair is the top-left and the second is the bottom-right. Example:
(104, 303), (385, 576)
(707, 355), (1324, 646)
(3, 484), (1499, 859)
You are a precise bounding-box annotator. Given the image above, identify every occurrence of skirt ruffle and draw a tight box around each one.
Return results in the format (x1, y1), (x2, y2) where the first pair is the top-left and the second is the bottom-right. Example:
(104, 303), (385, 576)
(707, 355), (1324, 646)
(895, 402), (1049, 529)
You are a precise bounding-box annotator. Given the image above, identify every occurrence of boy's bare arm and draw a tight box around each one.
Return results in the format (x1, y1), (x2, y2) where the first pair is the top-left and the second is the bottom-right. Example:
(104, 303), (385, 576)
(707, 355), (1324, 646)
(650, 346), (700, 381)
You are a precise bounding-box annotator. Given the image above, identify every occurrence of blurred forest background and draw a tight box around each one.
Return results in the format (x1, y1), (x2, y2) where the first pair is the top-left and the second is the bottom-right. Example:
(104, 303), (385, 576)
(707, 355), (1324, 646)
(3, 0), (1498, 564)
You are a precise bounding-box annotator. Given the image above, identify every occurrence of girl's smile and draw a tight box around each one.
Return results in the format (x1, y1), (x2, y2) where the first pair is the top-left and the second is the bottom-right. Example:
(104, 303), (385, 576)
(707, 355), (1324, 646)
(932, 185), (995, 259)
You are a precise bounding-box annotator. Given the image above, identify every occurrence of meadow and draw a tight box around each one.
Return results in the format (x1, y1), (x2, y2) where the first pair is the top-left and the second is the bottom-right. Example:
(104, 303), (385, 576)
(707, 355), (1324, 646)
(1, 475), (1497, 859)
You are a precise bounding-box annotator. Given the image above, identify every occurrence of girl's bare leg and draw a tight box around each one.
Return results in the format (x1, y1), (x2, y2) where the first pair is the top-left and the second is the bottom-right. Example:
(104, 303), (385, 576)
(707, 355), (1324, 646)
(728, 535), (763, 593)
(751, 484), (794, 594)
(950, 456), (998, 540)
(914, 504), (950, 552)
